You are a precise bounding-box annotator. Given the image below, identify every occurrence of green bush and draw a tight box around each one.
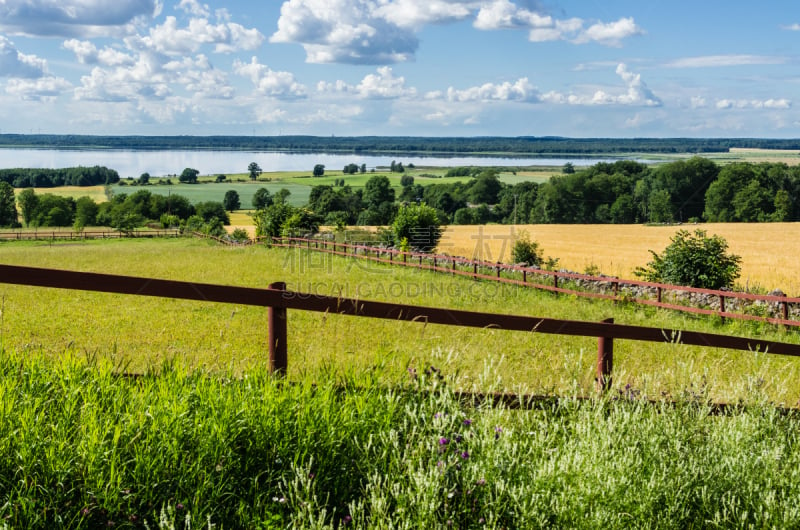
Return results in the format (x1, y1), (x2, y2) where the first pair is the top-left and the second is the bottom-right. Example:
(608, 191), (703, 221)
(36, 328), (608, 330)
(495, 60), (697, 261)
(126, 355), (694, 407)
(511, 231), (543, 267)
(392, 203), (442, 251)
(634, 229), (741, 289)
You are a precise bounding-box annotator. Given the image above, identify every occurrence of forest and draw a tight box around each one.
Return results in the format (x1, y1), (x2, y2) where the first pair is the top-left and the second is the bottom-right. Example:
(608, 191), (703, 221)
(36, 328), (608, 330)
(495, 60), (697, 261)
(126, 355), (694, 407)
(2, 134), (800, 154)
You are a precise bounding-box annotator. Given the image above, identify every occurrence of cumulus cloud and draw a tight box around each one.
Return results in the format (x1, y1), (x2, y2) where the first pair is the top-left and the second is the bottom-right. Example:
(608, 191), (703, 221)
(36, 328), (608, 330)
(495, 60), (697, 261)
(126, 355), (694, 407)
(445, 77), (540, 103)
(666, 54), (786, 68)
(272, 0), (643, 64)
(716, 98), (791, 110)
(0, 0), (161, 37)
(439, 63), (659, 107)
(63, 39), (135, 66)
(6, 76), (72, 100)
(0, 36), (47, 78)
(319, 67), (416, 99)
(233, 57), (307, 98)
(134, 16), (264, 55)
(178, 0), (210, 18)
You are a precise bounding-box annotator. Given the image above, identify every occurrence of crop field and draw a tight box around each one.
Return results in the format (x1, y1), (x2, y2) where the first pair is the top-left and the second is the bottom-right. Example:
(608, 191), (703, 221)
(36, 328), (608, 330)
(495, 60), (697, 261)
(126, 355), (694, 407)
(13, 184), (107, 203)
(440, 223), (800, 295)
(111, 181), (311, 207)
(4, 238), (800, 527)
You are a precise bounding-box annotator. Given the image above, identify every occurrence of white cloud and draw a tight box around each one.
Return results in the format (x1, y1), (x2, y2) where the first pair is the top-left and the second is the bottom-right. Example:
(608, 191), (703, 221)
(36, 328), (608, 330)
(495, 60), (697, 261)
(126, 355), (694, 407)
(474, 0), (552, 30)
(445, 77), (540, 103)
(6, 76), (72, 100)
(576, 17), (643, 46)
(0, 0), (161, 37)
(691, 96), (707, 109)
(233, 57), (307, 98)
(716, 98), (791, 110)
(372, 0), (475, 28)
(178, 0), (210, 18)
(666, 54), (787, 68)
(320, 67), (416, 99)
(136, 16), (264, 56)
(272, 0), (643, 64)
(0, 36), (47, 78)
(63, 39), (135, 66)
(781, 23), (800, 31)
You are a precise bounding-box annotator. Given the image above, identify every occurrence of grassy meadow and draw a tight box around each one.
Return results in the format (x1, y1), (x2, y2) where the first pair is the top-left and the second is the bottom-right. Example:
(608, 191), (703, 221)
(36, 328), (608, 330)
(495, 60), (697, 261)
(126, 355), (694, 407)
(1, 237), (799, 402)
(3, 238), (800, 527)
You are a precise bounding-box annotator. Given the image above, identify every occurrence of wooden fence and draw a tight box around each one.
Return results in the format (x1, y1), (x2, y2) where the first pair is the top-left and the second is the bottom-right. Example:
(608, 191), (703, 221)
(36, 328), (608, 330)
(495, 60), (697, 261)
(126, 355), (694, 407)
(2, 264), (800, 394)
(0, 229), (181, 241)
(272, 236), (800, 329)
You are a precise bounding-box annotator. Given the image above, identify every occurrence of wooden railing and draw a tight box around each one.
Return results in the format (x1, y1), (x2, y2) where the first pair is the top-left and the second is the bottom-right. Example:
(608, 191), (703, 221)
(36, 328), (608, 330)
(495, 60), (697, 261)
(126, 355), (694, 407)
(2, 264), (800, 394)
(0, 229), (181, 240)
(271, 237), (800, 328)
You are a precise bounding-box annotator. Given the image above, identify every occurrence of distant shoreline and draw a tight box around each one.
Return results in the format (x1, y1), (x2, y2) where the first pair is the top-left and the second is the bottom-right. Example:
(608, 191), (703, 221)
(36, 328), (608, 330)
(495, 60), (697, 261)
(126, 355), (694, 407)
(1, 134), (799, 156)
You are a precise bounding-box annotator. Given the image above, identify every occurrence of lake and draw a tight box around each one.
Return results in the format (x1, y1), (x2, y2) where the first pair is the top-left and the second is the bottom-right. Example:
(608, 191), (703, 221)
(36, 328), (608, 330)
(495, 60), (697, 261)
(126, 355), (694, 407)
(0, 148), (642, 177)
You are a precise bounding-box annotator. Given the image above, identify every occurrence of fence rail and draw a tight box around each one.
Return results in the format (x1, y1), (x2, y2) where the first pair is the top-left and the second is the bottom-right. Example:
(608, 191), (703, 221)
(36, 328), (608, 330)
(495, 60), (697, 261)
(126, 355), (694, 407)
(0, 229), (181, 241)
(272, 236), (800, 328)
(2, 264), (800, 393)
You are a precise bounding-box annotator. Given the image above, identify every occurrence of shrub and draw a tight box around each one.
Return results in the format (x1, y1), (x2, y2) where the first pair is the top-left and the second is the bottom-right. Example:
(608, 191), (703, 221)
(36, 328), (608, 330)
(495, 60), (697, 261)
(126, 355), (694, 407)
(511, 231), (543, 267)
(392, 203), (442, 251)
(634, 229), (741, 289)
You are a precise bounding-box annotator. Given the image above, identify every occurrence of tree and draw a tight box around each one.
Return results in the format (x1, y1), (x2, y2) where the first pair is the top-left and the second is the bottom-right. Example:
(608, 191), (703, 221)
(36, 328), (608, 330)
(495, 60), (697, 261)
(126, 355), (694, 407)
(274, 188), (291, 205)
(252, 188), (273, 209)
(215, 174), (227, 183)
(73, 196), (99, 230)
(400, 174), (414, 187)
(510, 231), (543, 266)
(562, 162), (575, 174)
(138, 172), (150, 185)
(392, 203), (442, 251)
(0, 181), (18, 227)
(179, 168), (199, 184)
(313, 164), (325, 177)
(248, 162), (262, 181)
(16, 188), (39, 226)
(195, 201), (230, 225)
(634, 229), (742, 290)
(363, 175), (395, 210)
(223, 190), (241, 212)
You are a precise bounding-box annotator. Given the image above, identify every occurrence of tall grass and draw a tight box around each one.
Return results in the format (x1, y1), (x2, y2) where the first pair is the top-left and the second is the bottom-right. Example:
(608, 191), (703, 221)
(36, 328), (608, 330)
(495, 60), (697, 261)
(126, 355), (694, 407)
(3, 350), (800, 528)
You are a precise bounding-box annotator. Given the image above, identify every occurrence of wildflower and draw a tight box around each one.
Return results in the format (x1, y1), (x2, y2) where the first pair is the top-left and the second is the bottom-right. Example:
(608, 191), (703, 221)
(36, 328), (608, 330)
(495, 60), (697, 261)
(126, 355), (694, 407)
(343, 515), (352, 525)
(455, 434), (463, 443)
(463, 419), (473, 426)
(479, 517), (486, 524)
(176, 503), (185, 511)
(439, 437), (449, 445)
(475, 478), (486, 486)
(460, 451), (470, 460)
(437, 460), (444, 468)
(308, 472), (315, 479)
(81, 508), (90, 516)
(494, 426), (503, 439)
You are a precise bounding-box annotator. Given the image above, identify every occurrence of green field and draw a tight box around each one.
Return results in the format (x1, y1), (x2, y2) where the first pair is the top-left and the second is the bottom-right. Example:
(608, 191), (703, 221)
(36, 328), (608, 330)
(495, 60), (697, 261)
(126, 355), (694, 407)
(4, 238), (800, 528)
(1, 237), (798, 402)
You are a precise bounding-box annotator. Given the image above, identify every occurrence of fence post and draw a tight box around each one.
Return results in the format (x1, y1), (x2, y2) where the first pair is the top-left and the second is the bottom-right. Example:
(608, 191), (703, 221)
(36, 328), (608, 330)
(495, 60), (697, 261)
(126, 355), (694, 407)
(452, 258), (456, 274)
(719, 294), (726, 322)
(782, 294), (789, 321)
(613, 280), (619, 304)
(523, 269), (527, 283)
(596, 317), (614, 393)
(268, 281), (288, 376)
(473, 263), (478, 279)
(656, 287), (662, 303)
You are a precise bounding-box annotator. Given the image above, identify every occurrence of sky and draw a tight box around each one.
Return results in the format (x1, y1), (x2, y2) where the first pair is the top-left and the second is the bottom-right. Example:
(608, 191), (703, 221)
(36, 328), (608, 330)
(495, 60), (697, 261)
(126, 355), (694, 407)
(0, 0), (798, 138)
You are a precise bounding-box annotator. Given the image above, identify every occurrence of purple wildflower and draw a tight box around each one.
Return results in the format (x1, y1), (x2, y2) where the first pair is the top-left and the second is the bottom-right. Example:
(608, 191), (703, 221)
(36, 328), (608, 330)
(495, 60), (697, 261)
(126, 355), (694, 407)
(439, 437), (449, 445)
(460, 451), (470, 459)
(343, 515), (352, 525)
(463, 419), (473, 426)
(176, 503), (185, 511)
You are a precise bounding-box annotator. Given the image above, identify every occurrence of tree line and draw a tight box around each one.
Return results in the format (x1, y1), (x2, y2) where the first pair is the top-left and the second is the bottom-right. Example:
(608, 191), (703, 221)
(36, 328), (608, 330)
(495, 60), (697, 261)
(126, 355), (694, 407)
(5, 134), (800, 154)
(0, 166), (120, 188)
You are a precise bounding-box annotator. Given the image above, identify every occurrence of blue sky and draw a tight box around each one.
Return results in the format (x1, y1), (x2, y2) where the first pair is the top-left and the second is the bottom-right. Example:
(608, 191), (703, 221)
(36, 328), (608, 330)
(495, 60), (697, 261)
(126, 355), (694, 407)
(0, 0), (798, 138)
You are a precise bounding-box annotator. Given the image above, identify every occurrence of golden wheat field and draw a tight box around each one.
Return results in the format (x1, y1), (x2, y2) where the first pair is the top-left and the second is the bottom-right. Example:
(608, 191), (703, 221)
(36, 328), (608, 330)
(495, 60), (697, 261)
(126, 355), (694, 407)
(439, 223), (800, 295)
